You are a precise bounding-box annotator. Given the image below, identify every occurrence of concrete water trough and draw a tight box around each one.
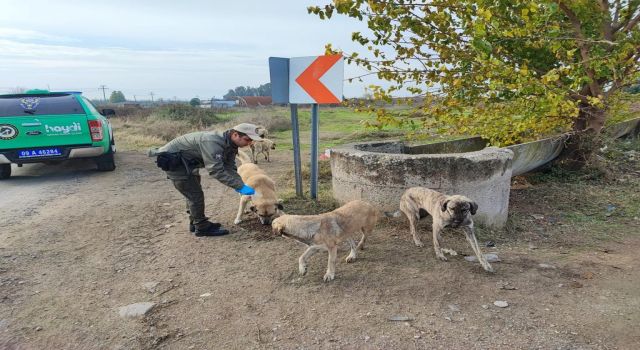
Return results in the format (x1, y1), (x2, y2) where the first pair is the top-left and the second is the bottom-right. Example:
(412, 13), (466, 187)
(330, 138), (514, 228)
(329, 118), (639, 229)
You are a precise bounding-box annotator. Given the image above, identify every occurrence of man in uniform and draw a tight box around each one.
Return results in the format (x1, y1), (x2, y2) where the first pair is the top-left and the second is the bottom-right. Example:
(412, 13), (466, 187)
(151, 123), (262, 237)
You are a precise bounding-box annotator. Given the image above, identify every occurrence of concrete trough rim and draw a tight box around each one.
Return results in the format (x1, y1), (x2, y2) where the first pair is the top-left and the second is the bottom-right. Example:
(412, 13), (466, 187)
(332, 140), (513, 161)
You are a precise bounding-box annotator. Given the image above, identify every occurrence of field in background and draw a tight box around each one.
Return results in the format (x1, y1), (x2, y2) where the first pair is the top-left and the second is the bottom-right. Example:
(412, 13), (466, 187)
(109, 105), (413, 153)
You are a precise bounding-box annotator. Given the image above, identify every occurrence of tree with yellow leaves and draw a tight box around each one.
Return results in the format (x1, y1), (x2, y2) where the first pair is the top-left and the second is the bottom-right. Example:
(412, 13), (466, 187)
(309, 1), (640, 145)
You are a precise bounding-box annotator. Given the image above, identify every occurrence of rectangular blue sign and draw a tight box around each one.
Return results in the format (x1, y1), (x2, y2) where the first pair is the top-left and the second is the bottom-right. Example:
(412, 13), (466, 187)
(269, 57), (289, 104)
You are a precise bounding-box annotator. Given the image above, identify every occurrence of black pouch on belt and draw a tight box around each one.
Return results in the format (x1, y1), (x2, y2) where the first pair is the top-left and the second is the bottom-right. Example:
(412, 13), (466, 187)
(155, 152), (183, 171)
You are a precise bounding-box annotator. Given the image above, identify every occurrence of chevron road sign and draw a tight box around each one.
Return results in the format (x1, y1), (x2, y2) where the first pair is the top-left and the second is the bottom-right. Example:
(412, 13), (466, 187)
(289, 55), (343, 104)
(268, 54), (344, 199)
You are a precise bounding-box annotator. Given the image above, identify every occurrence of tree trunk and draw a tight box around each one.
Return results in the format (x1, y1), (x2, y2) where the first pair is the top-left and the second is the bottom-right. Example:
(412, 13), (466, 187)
(573, 102), (606, 133)
(561, 102), (607, 169)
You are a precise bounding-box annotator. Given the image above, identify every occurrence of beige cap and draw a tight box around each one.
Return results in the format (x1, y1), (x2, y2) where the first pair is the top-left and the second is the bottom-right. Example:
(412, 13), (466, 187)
(232, 123), (263, 140)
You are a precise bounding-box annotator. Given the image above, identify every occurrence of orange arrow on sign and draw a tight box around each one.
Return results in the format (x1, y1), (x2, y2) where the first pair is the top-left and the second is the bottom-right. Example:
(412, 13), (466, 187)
(294, 54), (342, 104)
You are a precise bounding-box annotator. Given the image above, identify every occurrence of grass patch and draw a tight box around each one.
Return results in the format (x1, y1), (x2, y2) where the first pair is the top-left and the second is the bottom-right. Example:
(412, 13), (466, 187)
(110, 117), (195, 151)
(271, 106), (411, 151)
(279, 187), (340, 216)
(507, 137), (640, 247)
(278, 160), (338, 215)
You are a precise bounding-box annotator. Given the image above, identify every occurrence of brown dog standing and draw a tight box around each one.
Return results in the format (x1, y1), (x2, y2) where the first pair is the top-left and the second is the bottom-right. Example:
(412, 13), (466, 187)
(271, 200), (381, 282)
(397, 187), (494, 272)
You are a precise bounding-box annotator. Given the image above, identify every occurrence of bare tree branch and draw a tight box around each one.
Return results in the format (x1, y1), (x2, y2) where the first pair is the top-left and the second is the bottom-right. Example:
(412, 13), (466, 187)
(557, 1), (603, 97)
(613, 0), (622, 23)
(613, 2), (640, 32)
(622, 13), (640, 31)
(598, 0), (615, 43)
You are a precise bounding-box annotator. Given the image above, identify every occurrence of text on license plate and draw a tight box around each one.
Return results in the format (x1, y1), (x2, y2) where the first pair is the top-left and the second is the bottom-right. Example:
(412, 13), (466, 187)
(18, 148), (63, 158)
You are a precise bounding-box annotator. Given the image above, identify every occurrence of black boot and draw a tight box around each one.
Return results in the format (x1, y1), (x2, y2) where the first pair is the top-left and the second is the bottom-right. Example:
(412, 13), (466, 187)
(190, 220), (221, 233)
(194, 222), (229, 237)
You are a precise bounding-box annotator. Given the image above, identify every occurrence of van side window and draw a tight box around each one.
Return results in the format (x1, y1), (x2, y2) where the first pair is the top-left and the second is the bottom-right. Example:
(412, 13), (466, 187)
(82, 97), (101, 115)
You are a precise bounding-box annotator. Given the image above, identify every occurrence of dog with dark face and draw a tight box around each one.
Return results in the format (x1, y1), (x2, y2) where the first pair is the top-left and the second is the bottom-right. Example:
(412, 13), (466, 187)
(271, 200), (381, 282)
(397, 187), (494, 272)
(234, 151), (283, 225)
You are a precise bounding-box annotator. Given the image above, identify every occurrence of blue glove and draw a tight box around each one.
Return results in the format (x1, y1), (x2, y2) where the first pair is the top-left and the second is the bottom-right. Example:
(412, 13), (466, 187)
(236, 184), (255, 195)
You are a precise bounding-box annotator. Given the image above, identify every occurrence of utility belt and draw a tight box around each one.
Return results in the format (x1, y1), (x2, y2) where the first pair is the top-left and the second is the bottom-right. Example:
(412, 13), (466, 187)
(155, 152), (201, 173)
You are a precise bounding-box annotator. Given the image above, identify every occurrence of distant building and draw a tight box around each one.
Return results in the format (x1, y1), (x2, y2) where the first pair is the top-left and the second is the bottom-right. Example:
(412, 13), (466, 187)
(212, 100), (237, 108)
(236, 96), (272, 107)
(199, 99), (237, 108)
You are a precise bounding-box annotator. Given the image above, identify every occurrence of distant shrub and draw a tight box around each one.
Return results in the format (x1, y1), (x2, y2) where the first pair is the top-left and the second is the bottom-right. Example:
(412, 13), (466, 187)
(218, 112), (291, 133)
(109, 105), (152, 119)
(152, 104), (220, 127)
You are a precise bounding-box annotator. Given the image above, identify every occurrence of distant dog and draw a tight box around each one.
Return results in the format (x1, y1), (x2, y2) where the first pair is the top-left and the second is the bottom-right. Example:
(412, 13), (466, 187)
(396, 187), (494, 272)
(250, 138), (276, 164)
(234, 151), (283, 225)
(256, 126), (268, 138)
(271, 200), (382, 282)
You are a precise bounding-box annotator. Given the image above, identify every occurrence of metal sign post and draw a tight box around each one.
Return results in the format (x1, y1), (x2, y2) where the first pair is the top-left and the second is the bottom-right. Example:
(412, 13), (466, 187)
(290, 104), (303, 197)
(310, 104), (319, 199)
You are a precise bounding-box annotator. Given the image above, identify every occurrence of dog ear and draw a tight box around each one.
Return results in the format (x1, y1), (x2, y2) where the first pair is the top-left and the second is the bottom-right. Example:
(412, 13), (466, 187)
(271, 143), (276, 150)
(441, 199), (449, 212)
(276, 203), (284, 210)
(469, 201), (478, 215)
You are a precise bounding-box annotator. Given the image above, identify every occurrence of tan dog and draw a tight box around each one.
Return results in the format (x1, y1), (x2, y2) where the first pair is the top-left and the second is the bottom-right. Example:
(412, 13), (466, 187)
(271, 200), (381, 282)
(397, 187), (494, 272)
(234, 150), (283, 225)
(256, 126), (268, 138)
(250, 138), (276, 164)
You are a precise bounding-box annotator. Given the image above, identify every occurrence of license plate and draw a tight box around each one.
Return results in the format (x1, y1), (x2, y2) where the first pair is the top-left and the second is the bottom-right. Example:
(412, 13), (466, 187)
(18, 147), (63, 159)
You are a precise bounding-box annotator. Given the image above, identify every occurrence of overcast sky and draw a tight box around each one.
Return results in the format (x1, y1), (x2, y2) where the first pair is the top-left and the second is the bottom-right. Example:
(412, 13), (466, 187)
(0, 0), (379, 101)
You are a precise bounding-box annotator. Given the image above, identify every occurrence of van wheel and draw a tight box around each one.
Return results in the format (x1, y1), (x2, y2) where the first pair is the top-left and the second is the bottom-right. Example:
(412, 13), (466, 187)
(0, 164), (11, 179)
(96, 151), (116, 172)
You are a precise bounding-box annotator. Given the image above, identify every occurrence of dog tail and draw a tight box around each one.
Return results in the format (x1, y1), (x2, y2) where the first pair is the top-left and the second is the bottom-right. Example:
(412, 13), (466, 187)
(236, 150), (252, 165)
(383, 210), (401, 218)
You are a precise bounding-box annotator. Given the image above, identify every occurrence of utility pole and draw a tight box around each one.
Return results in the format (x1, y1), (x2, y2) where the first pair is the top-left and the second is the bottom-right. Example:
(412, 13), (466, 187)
(133, 95), (137, 102)
(149, 92), (155, 104)
(99, 85), (108, 102)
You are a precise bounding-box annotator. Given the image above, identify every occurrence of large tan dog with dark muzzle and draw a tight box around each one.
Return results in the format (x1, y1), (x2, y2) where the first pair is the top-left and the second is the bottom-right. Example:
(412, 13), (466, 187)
(397, 187), (494, 272)
(233, 151), (283, 225)
(271, 200), (381, 282)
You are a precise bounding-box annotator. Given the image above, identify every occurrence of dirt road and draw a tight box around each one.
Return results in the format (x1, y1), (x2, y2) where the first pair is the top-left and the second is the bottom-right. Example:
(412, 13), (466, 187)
(1, 151), (638, 349)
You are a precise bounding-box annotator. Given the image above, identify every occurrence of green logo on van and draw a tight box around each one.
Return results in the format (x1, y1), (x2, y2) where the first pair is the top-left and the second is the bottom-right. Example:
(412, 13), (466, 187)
(45, 122), (82, 135)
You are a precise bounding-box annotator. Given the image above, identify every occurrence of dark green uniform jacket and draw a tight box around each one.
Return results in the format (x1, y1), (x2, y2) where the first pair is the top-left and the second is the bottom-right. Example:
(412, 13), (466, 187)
(155, 130), (244, 189)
